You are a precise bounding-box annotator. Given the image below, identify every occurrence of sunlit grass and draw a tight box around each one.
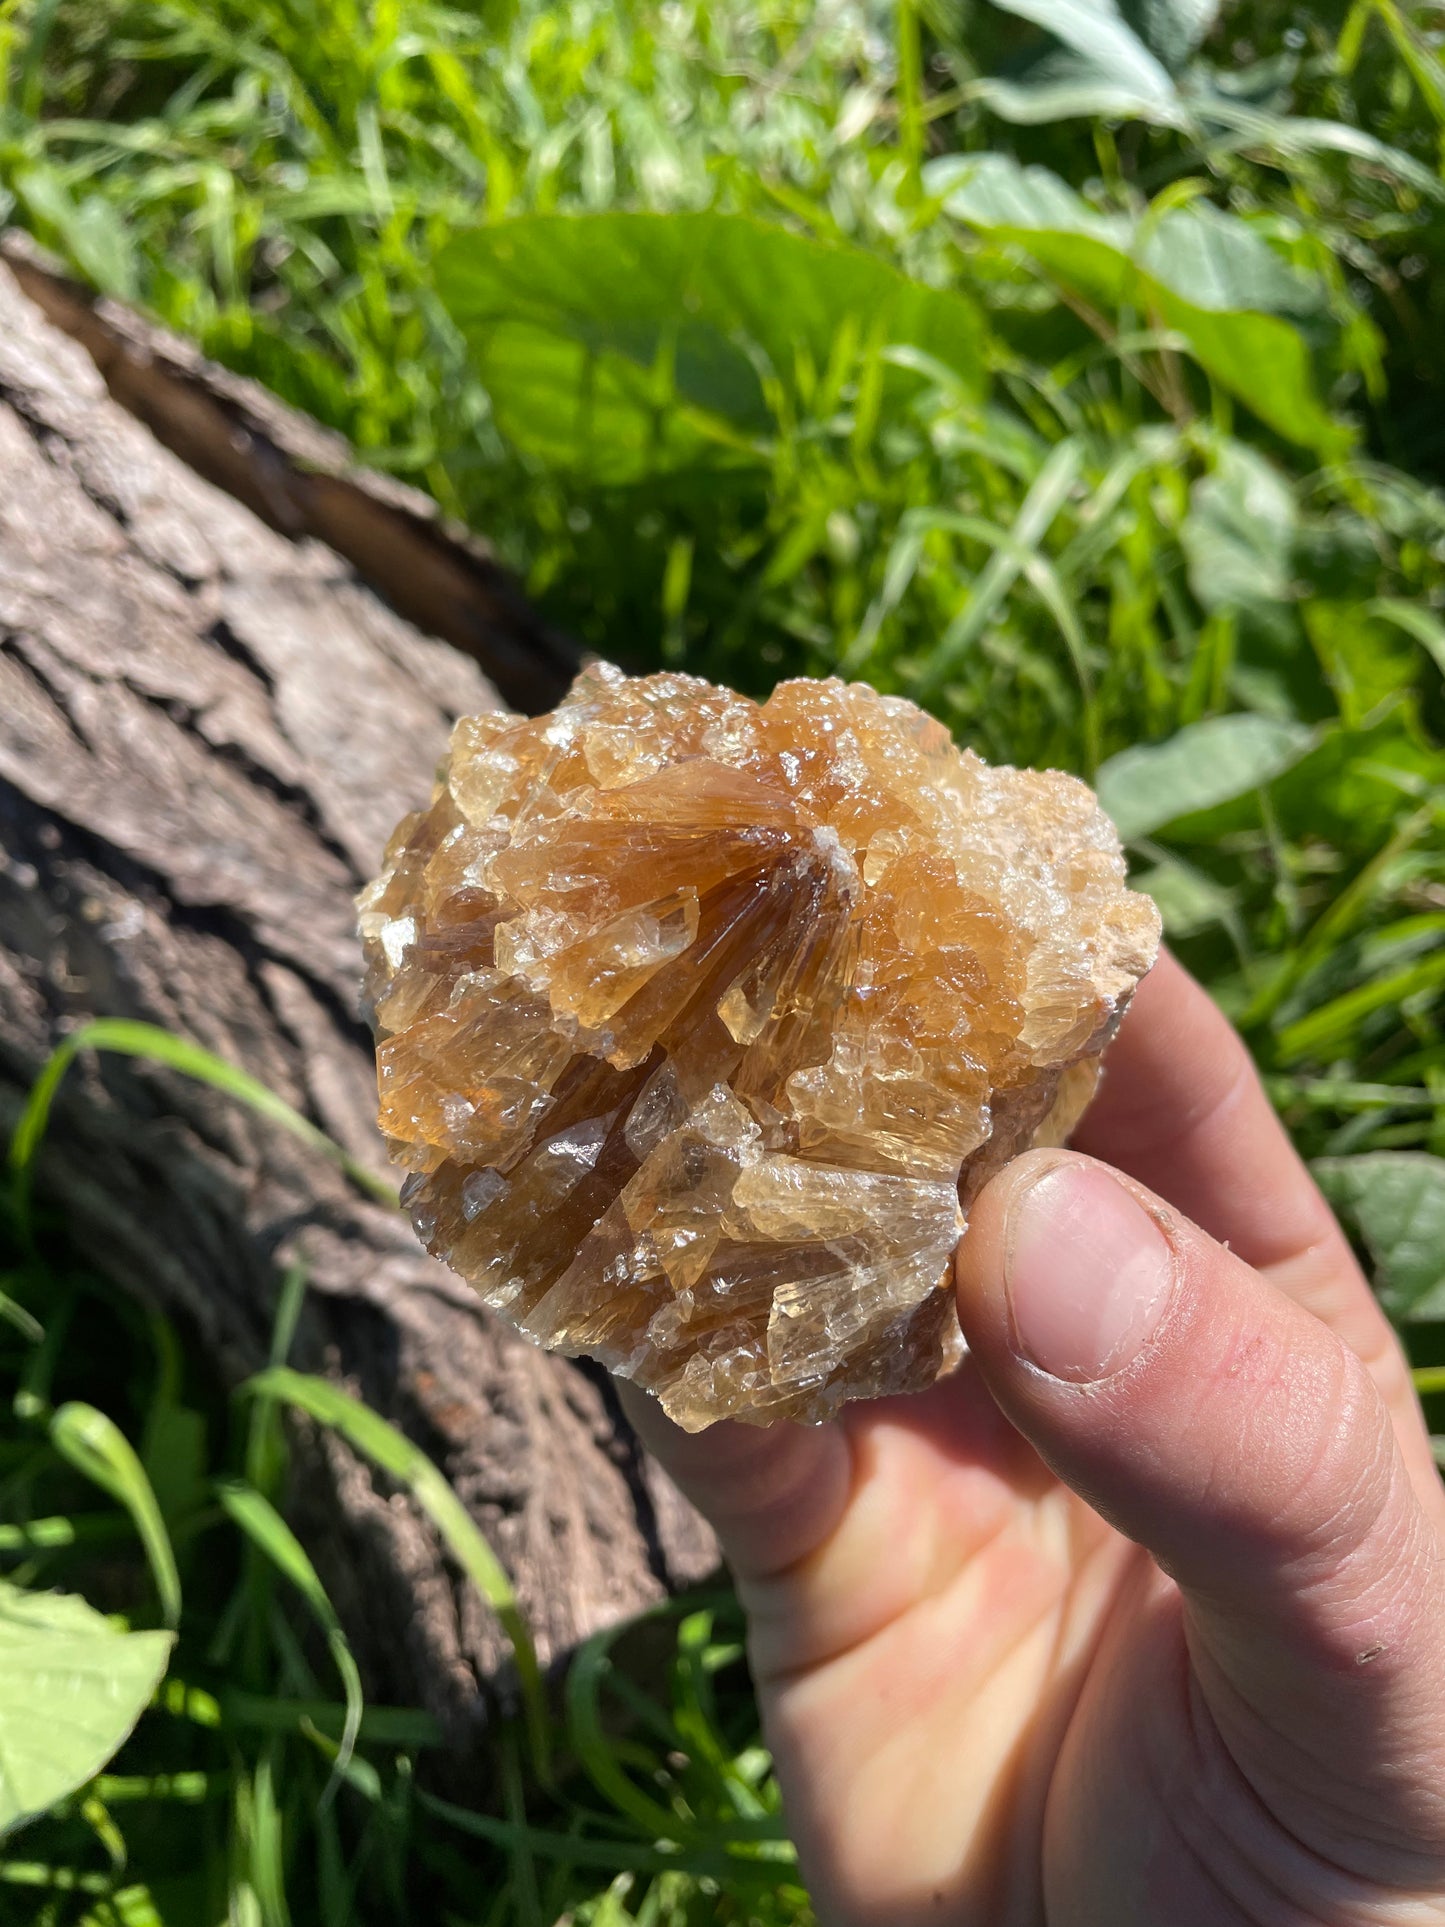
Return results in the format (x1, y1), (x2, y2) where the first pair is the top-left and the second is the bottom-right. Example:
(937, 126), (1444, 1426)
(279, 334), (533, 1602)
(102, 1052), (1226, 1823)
(0, 1031), (809, 1924)
(1, 0), (1444, 1918)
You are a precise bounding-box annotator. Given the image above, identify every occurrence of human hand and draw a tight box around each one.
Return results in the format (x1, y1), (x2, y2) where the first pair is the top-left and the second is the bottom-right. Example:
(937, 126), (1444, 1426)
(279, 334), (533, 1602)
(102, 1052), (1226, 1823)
(622, 952), (1445, 1925)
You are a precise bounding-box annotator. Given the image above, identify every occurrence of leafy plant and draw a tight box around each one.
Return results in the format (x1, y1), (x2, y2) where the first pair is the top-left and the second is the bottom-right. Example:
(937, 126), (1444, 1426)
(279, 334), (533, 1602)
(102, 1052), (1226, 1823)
(437, 209), (986, 485)
(243, 1367), (548, 1780)
(2, 0), (1445, 1917)
(1316, 1151), (1445, 1317)
(0, 1024), (809, 1922)
(0, 1580), (173, 1838)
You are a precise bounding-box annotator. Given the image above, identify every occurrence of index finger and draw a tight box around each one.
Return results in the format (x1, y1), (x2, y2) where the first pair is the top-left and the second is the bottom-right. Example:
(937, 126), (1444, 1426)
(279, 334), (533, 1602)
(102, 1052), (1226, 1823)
(1077, 949), (1337, 1270)
(1076, 949), (1436, 1486)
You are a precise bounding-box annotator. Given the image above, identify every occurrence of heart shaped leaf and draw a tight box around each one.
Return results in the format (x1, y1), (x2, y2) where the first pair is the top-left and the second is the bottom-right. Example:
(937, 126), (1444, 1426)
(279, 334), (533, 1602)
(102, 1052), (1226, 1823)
(0, 1580), (173, 1837)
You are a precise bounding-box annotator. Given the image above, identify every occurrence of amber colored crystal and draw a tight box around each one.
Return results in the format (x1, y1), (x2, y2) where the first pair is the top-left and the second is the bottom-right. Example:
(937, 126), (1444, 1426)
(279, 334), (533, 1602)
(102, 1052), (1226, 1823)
(359, 667), (1160, 1430)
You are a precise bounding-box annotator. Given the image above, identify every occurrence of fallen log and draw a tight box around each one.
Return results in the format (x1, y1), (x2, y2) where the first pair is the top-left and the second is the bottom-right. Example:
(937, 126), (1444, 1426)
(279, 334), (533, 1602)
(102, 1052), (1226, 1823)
(0, 242), (717, 1749)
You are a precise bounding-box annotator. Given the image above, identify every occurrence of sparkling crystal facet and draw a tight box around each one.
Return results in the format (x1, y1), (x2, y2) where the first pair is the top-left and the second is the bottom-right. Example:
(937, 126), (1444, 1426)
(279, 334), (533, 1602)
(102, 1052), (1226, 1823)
(359, 667), (1161, 1429)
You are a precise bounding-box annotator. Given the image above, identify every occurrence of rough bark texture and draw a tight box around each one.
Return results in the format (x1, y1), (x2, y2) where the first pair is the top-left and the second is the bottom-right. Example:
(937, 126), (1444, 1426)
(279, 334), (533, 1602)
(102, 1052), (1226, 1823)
(0, 231), (580, 715)
(0, 247), (717, 1748)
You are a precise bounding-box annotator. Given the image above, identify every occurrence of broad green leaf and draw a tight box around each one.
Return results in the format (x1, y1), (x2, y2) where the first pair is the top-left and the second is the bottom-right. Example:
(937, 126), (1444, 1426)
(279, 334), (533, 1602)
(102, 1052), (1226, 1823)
(1133, 203), (1318, 321)
(1096, 713), (1314, 839)
(930, 155), (1133, 263)
(930, 156), (1315, 314)
(437, 212), (986, 484)
(986, 0), (1219, 75)
(1302, 601), (1421, 727)
(928, 155), (1342, 451)
(1313, 1154), (1445, 1319)
(1119, 0), (1219, 69)
(50, 1404), (181, 1632)
(0, 1580), (173, 1837)
(1266, 721), (1445, 849)
(1369, 598), (1445, 681)
(1195, 99), (1445, 199)
(973, 60), (1173, 125)
(980, 0), (1176, 102)
(1181, 444), (1298, 610)
(1134, 856), (1245, 945)
(971, 6), (1438, 201)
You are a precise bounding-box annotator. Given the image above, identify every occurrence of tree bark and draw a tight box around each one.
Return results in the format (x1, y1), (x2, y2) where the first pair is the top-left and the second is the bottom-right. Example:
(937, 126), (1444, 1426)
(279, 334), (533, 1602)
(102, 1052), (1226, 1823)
(0, 244), (717, 1749)
(0, 231), (579, 716)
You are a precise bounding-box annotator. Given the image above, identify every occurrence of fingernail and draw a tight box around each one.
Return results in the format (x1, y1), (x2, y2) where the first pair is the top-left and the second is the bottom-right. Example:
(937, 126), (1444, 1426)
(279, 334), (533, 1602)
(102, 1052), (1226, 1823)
(1004, 1161), (1175, 1382)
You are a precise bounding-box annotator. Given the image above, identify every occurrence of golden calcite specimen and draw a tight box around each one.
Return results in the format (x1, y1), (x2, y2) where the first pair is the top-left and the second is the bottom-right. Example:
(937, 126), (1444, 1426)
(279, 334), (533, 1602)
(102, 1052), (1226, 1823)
(359, 667), (1160, 1430)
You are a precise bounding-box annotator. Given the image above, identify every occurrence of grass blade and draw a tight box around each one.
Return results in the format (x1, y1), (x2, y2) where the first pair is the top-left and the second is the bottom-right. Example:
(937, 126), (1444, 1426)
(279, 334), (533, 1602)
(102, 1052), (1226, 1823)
(241, 1368), (548, 1777)
(0, 1286), (43, 1347)
(916, 438), (1085, 697)
(48, 1403), (181, 1631)
(417, 1789), (741, 1879)
(215, 1479), (363, 1793)
(8, 1020), (396, 1232)
(233, 1748), (291, 1927)
(216, 1693), (439, 1748)
(565, 1619), (692, 1843)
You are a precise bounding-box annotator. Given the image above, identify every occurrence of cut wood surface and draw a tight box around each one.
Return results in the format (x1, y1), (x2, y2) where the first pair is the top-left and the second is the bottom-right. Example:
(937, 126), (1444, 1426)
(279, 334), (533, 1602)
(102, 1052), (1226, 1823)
(0, 244), (717, 1747)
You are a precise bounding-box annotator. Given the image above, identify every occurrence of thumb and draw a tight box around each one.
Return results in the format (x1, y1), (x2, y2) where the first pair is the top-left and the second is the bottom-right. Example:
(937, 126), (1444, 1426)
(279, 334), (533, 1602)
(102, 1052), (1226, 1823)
(955, 1149), (1445, 1873)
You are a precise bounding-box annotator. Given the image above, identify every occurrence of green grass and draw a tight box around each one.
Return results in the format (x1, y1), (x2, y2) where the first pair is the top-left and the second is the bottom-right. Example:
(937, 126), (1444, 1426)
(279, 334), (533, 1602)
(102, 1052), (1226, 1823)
(1, 0), (1445, 1918)
(0, 1038), (811, 1925)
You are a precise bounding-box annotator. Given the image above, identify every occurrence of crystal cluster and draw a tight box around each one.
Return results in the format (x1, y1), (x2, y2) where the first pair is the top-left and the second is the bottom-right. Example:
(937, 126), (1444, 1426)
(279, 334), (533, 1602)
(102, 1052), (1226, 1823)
(359, 667), (1160, 1430)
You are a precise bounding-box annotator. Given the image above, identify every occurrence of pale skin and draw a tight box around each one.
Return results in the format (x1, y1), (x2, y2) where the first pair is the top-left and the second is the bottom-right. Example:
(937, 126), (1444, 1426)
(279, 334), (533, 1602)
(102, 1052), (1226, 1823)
(621, 952), (1445, 1926)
